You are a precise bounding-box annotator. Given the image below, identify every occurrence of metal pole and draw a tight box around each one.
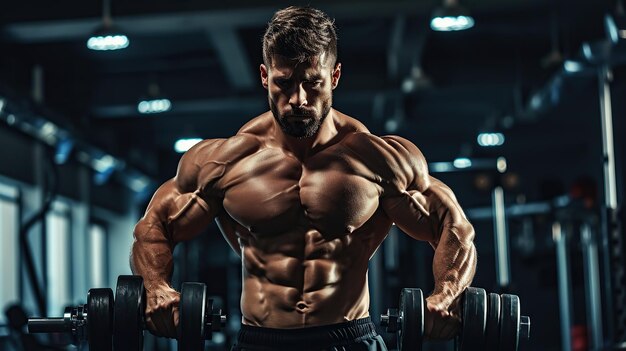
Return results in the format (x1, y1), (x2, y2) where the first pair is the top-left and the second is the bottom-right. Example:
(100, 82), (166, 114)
(598, 65), (618, 210)
(581, 223), (604, 351)
(492, 186), (510, 288)
(598, 64), (626, 344)
(553, 222), (572, 351)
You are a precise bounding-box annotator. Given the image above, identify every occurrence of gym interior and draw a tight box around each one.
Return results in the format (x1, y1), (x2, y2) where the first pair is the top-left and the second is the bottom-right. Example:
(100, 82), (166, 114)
(1, 0), (625, 350)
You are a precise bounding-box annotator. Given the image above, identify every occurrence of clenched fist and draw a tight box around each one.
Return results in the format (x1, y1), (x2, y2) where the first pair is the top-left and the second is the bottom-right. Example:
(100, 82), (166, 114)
(424, 294), (461, 340)
(144, 283), (180, 338)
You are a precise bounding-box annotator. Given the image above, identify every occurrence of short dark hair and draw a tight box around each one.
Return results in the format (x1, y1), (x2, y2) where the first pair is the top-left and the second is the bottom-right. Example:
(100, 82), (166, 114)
(262, 6), (338, 67)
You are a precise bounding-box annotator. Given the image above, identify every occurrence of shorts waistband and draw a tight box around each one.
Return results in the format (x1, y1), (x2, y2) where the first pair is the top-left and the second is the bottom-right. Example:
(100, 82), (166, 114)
(235, 317), (378, 348)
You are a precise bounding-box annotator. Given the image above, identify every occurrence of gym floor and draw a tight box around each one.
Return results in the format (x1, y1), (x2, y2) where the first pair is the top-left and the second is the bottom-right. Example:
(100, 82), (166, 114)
(1, 1), (626, 350)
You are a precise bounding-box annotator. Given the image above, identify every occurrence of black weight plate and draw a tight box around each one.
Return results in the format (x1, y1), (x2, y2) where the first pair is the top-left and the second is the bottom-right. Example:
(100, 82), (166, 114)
(458, 287), (487, 351)
(87, 288), (114, 351)
(485, 293), (501, 350)
(398, 288), (423, 351)
(113, 275), (145, 351)
(499, 294), (520, 351)
(178, 282), (207, 351)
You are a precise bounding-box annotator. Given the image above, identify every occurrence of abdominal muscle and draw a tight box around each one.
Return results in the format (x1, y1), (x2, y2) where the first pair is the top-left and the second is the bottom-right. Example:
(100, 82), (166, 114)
(238, 227), (379, 328)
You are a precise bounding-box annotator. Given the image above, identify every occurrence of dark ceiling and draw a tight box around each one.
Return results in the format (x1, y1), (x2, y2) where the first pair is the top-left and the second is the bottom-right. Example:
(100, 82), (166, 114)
(0, 0), (622, 197)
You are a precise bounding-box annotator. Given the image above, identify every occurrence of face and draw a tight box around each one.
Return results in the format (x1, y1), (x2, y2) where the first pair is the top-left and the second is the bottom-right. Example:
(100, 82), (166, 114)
(260, 53), (341, 138)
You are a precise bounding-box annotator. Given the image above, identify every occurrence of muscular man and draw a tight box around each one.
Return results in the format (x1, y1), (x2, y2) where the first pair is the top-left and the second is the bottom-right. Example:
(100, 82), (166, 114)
(131, 6), (476, 350)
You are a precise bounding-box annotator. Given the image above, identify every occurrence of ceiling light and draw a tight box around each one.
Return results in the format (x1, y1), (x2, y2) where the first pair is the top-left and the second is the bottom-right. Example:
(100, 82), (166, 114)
(563, 60), (584, 73)
(138, 98), (171, 114)
(137, 82), (171, 114)
(477, 133), (505, 147)
(174, 138), (203, 153)
(431, 0), (475, 32)
(453, 158), (472, 169)
(87, 31), (129, 51)
(87, 0), (129, 51)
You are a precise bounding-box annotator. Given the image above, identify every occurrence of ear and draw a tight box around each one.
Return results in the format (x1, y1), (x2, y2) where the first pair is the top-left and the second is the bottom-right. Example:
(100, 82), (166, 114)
(260, 64), (269, 89)
(331, 63), (341, 90)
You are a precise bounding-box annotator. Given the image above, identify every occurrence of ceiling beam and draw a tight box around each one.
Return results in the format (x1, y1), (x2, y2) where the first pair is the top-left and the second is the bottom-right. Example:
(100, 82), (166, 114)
(206, 27), (255, 90)
(92, 96), (266, 118)
(2, 1), (437, 43)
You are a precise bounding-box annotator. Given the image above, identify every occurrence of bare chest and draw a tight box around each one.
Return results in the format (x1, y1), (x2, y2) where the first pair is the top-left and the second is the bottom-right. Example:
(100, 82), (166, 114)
(217, 147), (382, 236)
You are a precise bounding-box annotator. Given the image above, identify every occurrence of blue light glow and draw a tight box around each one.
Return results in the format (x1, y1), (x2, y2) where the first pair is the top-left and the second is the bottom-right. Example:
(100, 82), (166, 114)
(563, 60), (583, 73)
(430, 16), (475, 31)
(87, 35), (129, 51)
(138, 99), (172, 114)
(477, 133), (505, 147)
(174, 138), (203, 153)
(453, 158), (472, 169)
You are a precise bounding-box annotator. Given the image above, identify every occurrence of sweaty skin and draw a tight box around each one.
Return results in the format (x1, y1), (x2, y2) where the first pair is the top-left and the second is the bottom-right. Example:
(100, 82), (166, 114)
(130, 55), (476, 339)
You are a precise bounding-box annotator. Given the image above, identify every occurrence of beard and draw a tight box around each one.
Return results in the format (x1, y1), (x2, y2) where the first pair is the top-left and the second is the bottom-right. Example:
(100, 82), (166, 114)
(270, 99), (331, 138)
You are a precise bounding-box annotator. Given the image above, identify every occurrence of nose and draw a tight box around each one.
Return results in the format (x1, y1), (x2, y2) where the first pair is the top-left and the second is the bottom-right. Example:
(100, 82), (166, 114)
(288, 84), (307, 108)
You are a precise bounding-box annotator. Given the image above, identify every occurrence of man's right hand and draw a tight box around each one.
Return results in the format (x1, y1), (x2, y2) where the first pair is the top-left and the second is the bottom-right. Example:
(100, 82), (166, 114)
(145, 284), (180, 338)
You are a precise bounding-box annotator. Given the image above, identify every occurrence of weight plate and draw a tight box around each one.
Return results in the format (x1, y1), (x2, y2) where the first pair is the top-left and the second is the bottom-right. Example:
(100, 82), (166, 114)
(88, 288), (114, 351)
(458, 287), (487, 351)
(485, 293), (501, 350)
(499, 294), (520, 351)
(113, 275), (145, 351)
(178, 282), (207, 351)
(398, 288), (423, 351)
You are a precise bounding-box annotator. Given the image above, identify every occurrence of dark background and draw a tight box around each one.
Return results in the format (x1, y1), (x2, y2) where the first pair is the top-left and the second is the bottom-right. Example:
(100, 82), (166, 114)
(1, 0), (625, 350)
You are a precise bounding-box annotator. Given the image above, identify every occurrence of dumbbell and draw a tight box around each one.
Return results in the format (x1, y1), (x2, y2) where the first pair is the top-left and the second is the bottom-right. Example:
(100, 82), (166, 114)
(28, 288), (114, 351)
(485, 292), (531, 351)
(380, 287), (531, 351)
(27, 275), (227, 351)
(458, 290), (531, 351)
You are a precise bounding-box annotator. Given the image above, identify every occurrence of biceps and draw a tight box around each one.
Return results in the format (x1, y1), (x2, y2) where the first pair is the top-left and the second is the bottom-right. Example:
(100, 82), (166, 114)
(166, 189), (216, 241)
(138, 180), (218, 244)
(382, 190), (438, 242)
(382, 178), (470, 245)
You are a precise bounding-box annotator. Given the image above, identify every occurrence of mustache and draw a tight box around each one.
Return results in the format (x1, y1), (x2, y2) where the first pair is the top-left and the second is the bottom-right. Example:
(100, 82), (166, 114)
(285, 108), (314, 117)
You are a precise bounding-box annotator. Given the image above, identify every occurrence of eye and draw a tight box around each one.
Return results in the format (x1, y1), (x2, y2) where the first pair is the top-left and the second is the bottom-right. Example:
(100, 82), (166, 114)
(275, 79), (291, 88)
(306, 80), (322, 87)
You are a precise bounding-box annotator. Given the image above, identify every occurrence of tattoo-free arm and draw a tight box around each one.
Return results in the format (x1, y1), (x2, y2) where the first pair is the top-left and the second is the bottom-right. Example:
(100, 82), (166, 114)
(380, 136), (476, 336)
(129, 139), (223, 337)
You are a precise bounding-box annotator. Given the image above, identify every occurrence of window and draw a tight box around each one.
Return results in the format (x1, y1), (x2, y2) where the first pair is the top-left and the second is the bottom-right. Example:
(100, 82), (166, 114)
(46, 202), (71, 316)
(89, 222), (108, 288)
(0, 182), (19, 324)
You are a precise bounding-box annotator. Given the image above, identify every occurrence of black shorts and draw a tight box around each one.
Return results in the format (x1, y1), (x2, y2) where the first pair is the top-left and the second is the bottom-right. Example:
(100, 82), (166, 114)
(231, 317), (388, 351)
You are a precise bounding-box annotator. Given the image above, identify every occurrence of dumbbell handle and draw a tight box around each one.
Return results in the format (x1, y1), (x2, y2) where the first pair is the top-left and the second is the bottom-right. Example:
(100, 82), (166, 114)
(210, 310), (227, 329)
(28, 318), (72, 333)
(27, 305), (87, 337)
(28, 310), (226, 335)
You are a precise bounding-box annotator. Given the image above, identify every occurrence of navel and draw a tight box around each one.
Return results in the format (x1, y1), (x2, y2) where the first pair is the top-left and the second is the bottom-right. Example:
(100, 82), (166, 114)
(296, 301), (309, 311)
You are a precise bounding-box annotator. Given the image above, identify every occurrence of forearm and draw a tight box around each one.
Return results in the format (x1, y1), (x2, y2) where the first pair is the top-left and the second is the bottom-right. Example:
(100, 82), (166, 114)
(430, 220), (476, 307)
(130, 220), (175, 292)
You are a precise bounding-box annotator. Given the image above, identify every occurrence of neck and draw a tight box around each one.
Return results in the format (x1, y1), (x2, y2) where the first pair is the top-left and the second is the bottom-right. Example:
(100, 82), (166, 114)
(273, 109), (338, 160)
